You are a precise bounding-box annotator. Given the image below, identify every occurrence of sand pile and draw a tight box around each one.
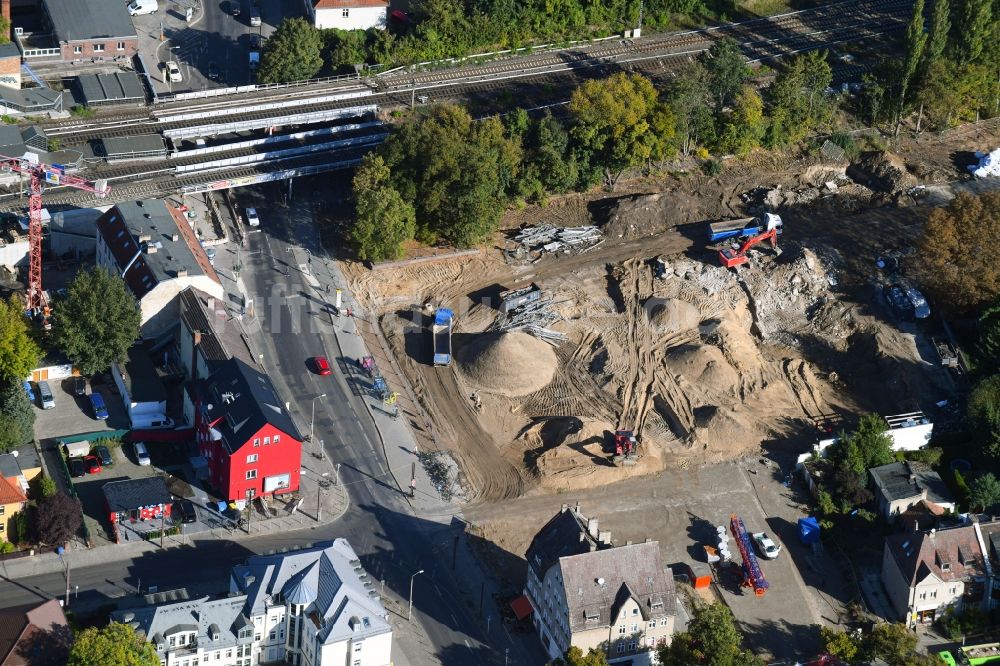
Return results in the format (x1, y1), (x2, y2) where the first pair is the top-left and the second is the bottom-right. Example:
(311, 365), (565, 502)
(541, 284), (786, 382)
(647, 298), (700, 334)
(457, 331), (557, 397)
(664, 344), (739, 396)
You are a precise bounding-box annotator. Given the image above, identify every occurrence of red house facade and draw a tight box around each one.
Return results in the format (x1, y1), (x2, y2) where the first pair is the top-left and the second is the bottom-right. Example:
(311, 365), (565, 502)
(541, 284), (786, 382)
(196, 358), (302, 502)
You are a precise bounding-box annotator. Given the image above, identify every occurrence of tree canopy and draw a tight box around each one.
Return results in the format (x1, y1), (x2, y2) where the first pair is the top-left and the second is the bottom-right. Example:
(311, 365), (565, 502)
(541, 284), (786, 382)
(35, 491), (81, 546)
(658, 603), (763, 666)
(351, 154), (416, 262)
(915, 192), (1000, 313)
(554, 646), (610, 666)
(968, 375), (1000, 461)
(837, 413), (894, 476)
(51, 267), (141, 375)
(970, 473), (1000, 512)
(702, 38), (748, 113)
(258, 17), (324, 83)
(67, 623), (159, 666)
(0, 379), (34, 453)
(0, 297), (40, 382)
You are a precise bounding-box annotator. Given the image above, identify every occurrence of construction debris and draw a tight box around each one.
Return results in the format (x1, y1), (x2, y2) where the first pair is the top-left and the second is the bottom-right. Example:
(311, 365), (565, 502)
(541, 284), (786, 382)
(969, 148), (1000, 178)
(490, 295), (567, 344)
(511, 225), (602, 258)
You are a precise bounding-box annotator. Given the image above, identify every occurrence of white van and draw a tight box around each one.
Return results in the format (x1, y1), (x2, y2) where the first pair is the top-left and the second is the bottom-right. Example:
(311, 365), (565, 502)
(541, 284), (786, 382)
(128, 0), (158, 16)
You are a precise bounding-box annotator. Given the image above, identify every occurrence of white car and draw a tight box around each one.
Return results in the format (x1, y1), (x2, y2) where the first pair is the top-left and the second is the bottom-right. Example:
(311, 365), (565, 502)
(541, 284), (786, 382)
(753, 532), (781, 559)
(134, 441), (151, 466)
(165, 61), (182, 83)
(245, 207), (259, 227)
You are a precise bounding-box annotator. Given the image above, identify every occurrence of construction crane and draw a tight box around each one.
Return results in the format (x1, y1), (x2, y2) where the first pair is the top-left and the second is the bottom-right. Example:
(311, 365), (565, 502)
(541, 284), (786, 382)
(730, 514), (769, 596)
(718, 215), (783, 268)
(0, 155), (110, 328)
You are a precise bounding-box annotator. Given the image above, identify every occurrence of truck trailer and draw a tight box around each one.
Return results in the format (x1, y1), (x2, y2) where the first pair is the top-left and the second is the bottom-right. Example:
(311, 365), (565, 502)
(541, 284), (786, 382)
(432, 308), (453, 366)
(708, 213), (783, 242)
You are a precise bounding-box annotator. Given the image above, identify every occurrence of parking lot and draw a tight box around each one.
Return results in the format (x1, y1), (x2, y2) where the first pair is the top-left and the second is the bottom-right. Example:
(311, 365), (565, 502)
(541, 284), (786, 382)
(133, 0), (306, 95)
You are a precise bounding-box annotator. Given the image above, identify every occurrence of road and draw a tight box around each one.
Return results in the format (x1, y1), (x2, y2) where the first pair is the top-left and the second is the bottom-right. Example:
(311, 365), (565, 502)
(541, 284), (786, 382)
(0, 185), (536, 665)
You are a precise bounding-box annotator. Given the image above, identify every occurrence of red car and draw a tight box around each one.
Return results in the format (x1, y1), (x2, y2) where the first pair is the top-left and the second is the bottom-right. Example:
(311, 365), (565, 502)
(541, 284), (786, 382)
(84, 455), (102, 474)
(313, 356), (331, 376)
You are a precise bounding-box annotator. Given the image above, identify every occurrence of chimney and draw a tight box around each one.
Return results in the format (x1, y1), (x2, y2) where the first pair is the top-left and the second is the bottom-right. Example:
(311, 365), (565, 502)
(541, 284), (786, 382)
(598, 530), (611, 545)
(171, 233), (179, 242)
(574, 500), (581, 514)
(561, 503), (568, 513)
(587, 518), (599, 540)
(177, 269), (188, 277)
(1, 0), (9, 24)
(138, 233), (151, 243)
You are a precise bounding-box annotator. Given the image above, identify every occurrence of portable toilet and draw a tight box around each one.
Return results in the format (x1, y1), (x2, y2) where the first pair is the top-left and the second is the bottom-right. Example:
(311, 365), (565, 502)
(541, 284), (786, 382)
(798, 516), (821, 545)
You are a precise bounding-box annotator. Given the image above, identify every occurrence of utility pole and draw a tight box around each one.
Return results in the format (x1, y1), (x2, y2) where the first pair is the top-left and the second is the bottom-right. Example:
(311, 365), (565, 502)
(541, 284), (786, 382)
(245, 490), (253, 534)
(309, 393), (326, 443)
(159, 509), (164, 548)
(408, 569), (425, 621)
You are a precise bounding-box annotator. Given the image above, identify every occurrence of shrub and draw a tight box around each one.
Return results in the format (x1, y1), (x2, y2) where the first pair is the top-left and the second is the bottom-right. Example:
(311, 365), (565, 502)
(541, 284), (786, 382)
(0, 540), (13, 554)
(702, 159), (723, 176)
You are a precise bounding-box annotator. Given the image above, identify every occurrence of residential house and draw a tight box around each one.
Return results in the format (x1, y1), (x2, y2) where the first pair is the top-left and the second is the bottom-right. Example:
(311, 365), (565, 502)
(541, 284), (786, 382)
(870, 461), (956, 523)
(0, 599), (72, 665)
(524, 505), (675, 664)
(0, 446), (42, 494)
(95, 198), (222, 340)
(103, 477), (172, 544)
(0, 476), (25, 544)
(179, 287), (255, 384)
(230, 539), (392, 666)
(197, 358), (302, 503)
(111, 345), (171, 429)
(36, 0), (138, 62)
(882, 524), (990, 626)
(311, 0), (387, 30)
(110, 589), (255, 666)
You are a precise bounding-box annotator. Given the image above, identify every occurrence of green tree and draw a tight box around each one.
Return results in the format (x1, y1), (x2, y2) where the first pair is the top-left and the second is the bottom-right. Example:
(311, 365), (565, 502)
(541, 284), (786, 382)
(554, 646), (610, 666)
(702, 37), (747, 113)
(67, 623), (159, 666)
(258, 17), (324, 83)
(716, 85), (765, 155)
(915, 192), (1000, 312)
(820, 626), (860, 661)
(658, 603), (763, 665)
(35, 491), (81, 546)
(325, 28), (368, 71)
(863, 622), (920, 665)
(953, 0), (992, 65)
(664, 61), (711, 155)
(51, 267), (140, 375)
(0, 379), (34, 454)
(970, 472), (1000, 511)
(837, 413), (894, 475)
(972, 375), (1000, 460)
(36, 475), (56, 499)
(0, 297), (40, 382)
(351, 154), (417, 262)
(978, 301), (1000, 373)
(568, 72), (667, 188)
(924, 0), (950, 69)
(897, 0), (927, 132)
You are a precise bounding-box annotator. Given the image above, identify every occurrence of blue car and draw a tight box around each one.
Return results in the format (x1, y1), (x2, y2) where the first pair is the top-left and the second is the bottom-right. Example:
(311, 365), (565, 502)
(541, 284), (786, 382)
(23, 381), (35, 402)
(89, 392), (109, 420)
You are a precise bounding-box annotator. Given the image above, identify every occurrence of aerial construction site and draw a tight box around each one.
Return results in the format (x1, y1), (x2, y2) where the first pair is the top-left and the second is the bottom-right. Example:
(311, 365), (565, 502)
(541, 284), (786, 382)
(345, 123), (974, 505)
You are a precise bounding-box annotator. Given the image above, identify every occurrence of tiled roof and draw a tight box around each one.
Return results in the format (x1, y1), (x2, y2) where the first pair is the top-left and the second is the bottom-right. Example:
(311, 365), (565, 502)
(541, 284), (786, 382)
(103, 477), (172, 513)
(525, 506), (605, 579)
(202, 358), (301, 454)
(559, 541), (675, 633)
(0, 599), (69, 665)
(870, 461), (954, 505)
(179, 288), (255, 370)
(0, 476), (26, 505)
(886, 525), (987, 586)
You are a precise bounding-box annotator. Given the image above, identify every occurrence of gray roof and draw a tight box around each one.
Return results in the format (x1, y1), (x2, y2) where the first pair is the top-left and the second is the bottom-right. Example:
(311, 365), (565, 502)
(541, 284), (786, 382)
(75, 72), (145, 105)
(103, 477), (171, 513)
(180, 288), (255, 370)
(13, 442), (40, 472)
(526, 506), (607, 580)
(110, 592), (252, 654)
(49, 206), (111, 239)
(0, 125), (25, 156)
(870, 461), (955, 505)
(0, 453), (20, 479)
(44, 0), (137, 42)
(120, 345), (167, 403)
(202, 358), (302, 453)
(231, 539), (390, 645)
(0, 42), (18, 59)
(0, 86), (62, 113)
(101, 135), (166, 158)
(559, 541), (675, 633)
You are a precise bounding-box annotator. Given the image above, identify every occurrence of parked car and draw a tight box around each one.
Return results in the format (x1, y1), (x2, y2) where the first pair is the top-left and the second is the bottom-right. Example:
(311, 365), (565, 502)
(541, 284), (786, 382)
(134, 441), (151, 466)
(84, 455), (102, 474)
(313, 356), (331, 376)
(207, 62), (221, 80)
(249, 7), (260, 25)
(94, 445), (113, 467)
(69, 458), (85, 478)
(752, 532), (781, 559)
(228, 0), (241, 16)
(37, 381), (54, 409)
(245, 207), (259, 227)
(73, 376), (86, 396)
(127, 0), (158, 15)
(885, 283), (931, 321)
(165, 61), (182, 83)
(390, 9), (412, 24)
(173, 499), (197, 524)
(89, 392), (109, 420)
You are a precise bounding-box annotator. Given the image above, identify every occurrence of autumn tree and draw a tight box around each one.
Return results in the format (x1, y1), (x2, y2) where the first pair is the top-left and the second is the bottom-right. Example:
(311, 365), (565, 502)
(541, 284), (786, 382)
(351, 154), (416, 262)
(51, 266), (141, 374)
(35, 492), (81, 546)
(716, 86), (766, 155)
(915, 191), (1000, 312)
(0, 297), (40, 382)
(968, 374), (1000, 460)
(554, 646), (610, 666)
(67, 623), (159, 666)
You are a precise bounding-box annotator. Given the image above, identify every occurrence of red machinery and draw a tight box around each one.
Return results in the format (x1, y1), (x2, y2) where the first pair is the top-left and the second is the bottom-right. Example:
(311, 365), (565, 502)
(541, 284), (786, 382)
(1, 156), (110, 327)
(730, 514), (769, 596)
(612, 430), (638, 464)
(718, 214), (783, 268)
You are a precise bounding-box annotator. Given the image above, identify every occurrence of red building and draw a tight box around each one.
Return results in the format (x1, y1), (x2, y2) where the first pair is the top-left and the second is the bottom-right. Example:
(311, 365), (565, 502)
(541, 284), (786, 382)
(196, 358), (302, 502)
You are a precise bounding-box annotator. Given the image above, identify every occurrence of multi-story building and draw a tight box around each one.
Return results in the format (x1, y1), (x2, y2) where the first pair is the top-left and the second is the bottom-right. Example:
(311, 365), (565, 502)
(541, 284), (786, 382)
(196, 357), (302, 503)
(311, 0), (387, 30)
(230, 539), (392, 666)
(523, 505), (676, 664)
(870, 461), (956, 523)
(95, 198), (222, 340)
(0, 474), (26, 544)
(38, 0), (138, 63)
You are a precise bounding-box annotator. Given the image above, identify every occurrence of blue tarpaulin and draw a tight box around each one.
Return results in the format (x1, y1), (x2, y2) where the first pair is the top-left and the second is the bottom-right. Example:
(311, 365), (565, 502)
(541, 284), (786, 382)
(798, 516), (821, 545)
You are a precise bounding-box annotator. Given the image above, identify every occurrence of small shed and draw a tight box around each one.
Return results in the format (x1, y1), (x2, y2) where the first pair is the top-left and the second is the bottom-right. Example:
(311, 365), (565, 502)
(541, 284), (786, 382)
(103, 477), (172, 525)
(798, 517), (821, 545)
(63, 441), (90, 458)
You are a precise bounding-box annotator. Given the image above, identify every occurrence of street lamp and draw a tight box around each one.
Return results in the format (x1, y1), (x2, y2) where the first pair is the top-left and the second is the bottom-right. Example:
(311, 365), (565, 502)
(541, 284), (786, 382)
(408, 569), (425, 621)
(309, 393), (326, 443)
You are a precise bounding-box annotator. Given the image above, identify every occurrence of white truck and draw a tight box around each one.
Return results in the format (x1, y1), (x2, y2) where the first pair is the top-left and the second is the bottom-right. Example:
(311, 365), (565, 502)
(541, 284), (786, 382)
(127, 0), (159, 16)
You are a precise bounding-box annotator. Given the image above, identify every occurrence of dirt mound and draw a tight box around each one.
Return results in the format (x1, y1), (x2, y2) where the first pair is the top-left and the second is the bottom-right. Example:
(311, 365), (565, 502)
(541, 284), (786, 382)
(664, 344), (739, 396)
(457, 331), (557, 397)
(848, 151), (917, 194)
(602, 192), (714, 240)
(647, 298), (700, 334)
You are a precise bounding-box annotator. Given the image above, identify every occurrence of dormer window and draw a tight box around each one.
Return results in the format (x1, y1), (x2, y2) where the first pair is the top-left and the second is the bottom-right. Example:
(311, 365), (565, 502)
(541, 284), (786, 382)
(213, 632), (220, 641)
(651, 601), (663, 610)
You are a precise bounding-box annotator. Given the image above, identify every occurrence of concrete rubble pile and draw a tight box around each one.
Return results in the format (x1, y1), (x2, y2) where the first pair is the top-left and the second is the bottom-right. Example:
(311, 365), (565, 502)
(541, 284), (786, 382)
(513, 225), (603, 255)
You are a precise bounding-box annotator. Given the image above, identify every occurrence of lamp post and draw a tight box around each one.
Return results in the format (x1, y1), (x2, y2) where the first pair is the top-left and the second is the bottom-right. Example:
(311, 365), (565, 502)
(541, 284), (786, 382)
(309, 393), (326, 443)
(408, 569), (425, 621)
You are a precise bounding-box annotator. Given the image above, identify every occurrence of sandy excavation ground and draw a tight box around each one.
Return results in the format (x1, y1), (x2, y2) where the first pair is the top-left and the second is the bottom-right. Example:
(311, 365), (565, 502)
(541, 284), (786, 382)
(343, 120), (999, 504)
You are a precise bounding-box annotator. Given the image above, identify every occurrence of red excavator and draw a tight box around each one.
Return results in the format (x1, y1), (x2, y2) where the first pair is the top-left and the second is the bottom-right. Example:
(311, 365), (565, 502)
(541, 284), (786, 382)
(612, 430), (638, 465)
(718, 215), (783, 268)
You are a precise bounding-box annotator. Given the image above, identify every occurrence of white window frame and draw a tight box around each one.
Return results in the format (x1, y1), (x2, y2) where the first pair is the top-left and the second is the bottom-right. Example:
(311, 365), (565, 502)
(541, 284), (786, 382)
(247, 454), (258, 464)
(73, 45), (82, 54)
(246, 469), (257, 480)
(93, 43), (104, 52)
(273, 435), (280, 444)
(117, 41), (125, 50)
(342, 7), (349, 17)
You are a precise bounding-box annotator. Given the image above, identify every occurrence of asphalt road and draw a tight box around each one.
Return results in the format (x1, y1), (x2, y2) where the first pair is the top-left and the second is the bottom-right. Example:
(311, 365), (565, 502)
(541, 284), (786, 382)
(0, 186), (518, 665)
